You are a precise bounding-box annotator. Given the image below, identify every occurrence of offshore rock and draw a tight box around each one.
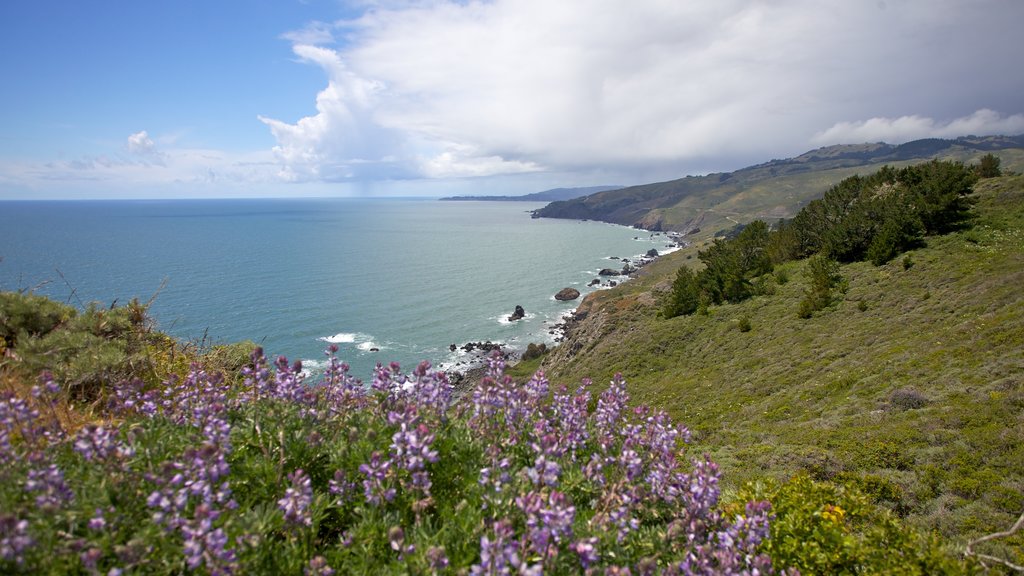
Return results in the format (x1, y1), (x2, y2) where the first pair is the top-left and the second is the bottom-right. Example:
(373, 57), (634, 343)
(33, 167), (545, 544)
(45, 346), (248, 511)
(508, 305), (526, 322)
(598, 268), (620, 276)
(554, 287), (581, 301)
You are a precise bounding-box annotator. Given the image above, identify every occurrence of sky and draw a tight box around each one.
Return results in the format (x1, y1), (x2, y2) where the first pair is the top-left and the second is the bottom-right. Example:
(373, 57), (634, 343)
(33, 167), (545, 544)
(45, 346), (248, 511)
(1, 0), (1023, 199)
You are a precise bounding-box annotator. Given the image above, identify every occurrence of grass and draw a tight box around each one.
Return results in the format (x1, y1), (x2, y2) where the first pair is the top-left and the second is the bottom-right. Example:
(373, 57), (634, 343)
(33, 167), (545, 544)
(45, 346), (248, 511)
(538, 175), (1024, 562)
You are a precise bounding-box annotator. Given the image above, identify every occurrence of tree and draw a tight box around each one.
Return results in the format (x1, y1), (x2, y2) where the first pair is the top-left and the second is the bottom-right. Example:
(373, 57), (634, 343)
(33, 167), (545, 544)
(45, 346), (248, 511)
(974, 153), (1002, 178)
(798, 254), (842, 318)
(663, 266), (700, 318)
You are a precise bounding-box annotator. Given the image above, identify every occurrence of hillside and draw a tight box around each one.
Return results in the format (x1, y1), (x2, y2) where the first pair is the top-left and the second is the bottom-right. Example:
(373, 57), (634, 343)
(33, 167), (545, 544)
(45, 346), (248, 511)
(439, 184), (621, 202)
(533, 135), (1024, 234)
(520, 174), (1024, 560)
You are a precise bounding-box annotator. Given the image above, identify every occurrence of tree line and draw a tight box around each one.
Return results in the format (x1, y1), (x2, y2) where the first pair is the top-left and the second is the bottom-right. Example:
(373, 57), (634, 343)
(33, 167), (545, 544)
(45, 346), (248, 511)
(663, 156), (999, 318)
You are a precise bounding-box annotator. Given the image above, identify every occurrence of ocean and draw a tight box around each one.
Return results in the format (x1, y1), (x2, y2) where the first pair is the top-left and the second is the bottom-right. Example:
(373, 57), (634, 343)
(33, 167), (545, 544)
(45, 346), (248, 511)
(0, 198), (677, 378)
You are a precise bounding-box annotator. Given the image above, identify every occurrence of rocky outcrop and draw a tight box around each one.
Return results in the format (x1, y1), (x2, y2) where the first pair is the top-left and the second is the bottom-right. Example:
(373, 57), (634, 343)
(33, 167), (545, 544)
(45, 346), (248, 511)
(508, 305), (526, 322)
(554, 288), (580, 301)
(457, 341), (504, 354)
(598, 268), (620, 276)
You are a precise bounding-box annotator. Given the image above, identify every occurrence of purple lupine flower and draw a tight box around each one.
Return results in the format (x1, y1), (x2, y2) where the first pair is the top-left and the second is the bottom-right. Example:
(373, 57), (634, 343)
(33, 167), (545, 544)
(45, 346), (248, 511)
(426, 546), (449, 572)
(329, 469), (355, 505)
(88, 509), (107, 531)
(74, 424), (132, 462)
(25, 463), (74, 509)
(0, 515), (34, 565)
(388, 526), (415, 559)
(359, 451), (395, 505)
(305, 555), (335, 576)
(551, 384), (591, 460)
(240, 347), (272, 401)
(516, 490), (576, 557)
(0, 392), (45, 461)
(525, 454), (561, 488)
(80, 547), (102, 571)
(181, 504), (236, 575)
(595, 374), (630, 448)
(470, 519), (523, 576)
(572, 537), (599, 569)
(278, 469), (313, 527)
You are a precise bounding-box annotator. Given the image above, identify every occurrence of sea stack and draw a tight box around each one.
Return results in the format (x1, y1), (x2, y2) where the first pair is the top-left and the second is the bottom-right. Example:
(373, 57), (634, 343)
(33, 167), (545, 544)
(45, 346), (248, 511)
(508, 305), (526, 321)
(554, 287), (581, 301)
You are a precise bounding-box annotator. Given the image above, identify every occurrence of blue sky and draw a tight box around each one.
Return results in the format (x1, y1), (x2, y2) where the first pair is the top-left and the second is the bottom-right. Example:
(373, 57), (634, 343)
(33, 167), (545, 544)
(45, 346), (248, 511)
(2, 0), (1024, 199)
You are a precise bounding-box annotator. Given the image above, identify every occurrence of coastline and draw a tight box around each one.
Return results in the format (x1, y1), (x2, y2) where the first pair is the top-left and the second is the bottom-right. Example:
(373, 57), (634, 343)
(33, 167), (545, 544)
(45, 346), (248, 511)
(442, 229), (688, 392)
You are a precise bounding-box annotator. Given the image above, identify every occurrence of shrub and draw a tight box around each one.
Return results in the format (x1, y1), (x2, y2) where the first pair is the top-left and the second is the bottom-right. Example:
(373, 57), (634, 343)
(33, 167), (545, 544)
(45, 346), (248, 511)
(735, 475), (969, 575)
(890, 388), (928, 411)
(737, 315), (752, 333)
(798, 254), (842, 318)
(0, 292), (76, 344)
(974, 153), (1002, 178)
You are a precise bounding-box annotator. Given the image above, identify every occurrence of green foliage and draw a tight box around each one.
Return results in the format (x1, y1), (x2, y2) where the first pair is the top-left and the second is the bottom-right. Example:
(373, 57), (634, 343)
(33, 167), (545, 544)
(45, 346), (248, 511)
(663, 266), (701, 317)
(798, 254), (842, 318)
(737, 315), (752, 333)
(737, 475), (971, 575)
(974, 153), (1002, 178)
(0, 292), (76, 344)
(792, 161), (975, 262)
(663, 221), (773, 318)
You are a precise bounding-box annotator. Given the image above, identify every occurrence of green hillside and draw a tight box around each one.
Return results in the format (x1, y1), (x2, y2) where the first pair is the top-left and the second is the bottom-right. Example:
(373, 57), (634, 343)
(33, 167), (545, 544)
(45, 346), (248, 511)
(534, 136), (1024, 234)
(525, 174), (1024, 562)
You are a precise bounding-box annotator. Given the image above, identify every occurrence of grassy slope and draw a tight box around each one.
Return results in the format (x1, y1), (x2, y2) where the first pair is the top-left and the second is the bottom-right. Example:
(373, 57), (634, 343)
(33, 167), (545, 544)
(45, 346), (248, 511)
(530, 175), (1024, 549)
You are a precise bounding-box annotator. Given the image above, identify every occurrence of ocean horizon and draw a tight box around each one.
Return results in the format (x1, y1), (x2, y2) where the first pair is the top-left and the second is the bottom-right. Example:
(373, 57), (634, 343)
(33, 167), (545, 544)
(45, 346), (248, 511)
(0, 197), (679, 378)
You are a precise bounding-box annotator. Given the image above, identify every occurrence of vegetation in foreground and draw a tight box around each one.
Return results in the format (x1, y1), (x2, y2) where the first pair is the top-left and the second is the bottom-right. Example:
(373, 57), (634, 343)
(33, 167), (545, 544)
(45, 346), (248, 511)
(3, 341), (787, 575)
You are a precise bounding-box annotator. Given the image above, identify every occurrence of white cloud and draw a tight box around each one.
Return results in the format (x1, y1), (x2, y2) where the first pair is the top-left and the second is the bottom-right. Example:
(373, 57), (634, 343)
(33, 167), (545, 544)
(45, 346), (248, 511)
(814, 109), (1024, 145)
(259, 0), (1024, 183)
(257, 44), (407, 181)
(126, 130), (156, 155)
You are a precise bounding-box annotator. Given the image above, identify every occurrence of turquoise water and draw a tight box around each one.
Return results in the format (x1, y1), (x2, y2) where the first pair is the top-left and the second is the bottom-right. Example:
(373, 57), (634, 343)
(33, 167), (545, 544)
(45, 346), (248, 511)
(0, 198), (676, 377)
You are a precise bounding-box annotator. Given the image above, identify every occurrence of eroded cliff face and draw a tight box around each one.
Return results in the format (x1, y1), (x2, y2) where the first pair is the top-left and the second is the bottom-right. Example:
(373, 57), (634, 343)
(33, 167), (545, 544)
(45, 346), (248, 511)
(540, 284), (663, 380)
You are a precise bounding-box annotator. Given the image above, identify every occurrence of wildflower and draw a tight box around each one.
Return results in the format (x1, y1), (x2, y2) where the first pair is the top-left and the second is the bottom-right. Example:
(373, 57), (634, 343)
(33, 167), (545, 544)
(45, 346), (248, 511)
(470, 519), (522, 576)
(359, 451), (395, 505)
(25, 463), (73, 509)
(0, 515), (33, 565)
(278, 469), (313, 527)
(426, 546), (449, 572)
(306, 556), (335, 576)
(572, 537), (599, 569)
(88, 509), (107, 531)
(74, 424), (132, 462)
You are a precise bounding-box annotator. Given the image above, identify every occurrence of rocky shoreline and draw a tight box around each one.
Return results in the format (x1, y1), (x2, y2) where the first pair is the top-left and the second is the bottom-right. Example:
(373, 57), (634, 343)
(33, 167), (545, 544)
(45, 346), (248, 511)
(443, 231), (688, 393)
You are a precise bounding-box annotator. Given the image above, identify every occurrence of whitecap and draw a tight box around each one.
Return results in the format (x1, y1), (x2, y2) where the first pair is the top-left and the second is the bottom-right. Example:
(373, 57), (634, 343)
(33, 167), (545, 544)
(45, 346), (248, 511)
(357, 341), (380, 352)
(319, 333), (357, 344)
(299, 358), (325, 379)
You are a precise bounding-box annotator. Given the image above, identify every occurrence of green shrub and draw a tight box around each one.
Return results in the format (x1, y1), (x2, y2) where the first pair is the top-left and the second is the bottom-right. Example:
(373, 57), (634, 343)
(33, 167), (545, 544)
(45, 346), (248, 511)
(798, 254), (842, 318)
(735, 475), (970, 575)
(737, 315), (752, 333)
(0, 292), (76, 343)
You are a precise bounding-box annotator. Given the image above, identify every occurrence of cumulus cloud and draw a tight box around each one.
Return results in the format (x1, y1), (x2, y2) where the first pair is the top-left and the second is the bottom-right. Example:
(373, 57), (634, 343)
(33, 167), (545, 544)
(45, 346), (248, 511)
(126, 130), (156, 155)
(814, 109), (1024, 145)
(257, 44), (410, 181)
(262, 0), (1024, 183)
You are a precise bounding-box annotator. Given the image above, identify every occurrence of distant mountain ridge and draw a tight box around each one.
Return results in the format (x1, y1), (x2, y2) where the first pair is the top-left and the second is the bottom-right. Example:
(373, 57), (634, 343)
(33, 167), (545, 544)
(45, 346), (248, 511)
(532, 135), (1024, 233)
(439, 185), (622, 202)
